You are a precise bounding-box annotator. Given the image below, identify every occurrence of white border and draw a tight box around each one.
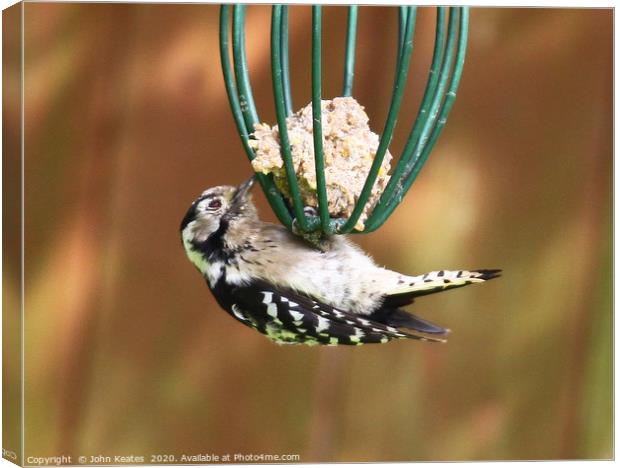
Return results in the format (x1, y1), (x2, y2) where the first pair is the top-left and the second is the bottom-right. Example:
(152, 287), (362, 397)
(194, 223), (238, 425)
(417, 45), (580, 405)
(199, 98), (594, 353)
(0, 1), (614, 468)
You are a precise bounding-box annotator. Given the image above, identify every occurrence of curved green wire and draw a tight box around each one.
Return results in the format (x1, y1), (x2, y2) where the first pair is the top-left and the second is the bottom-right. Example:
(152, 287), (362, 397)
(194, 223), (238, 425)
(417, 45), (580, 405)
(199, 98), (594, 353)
(367, 7), (468, 232)
(232, 6), (259, 128)
(342, 6), (358, 97)
(272, 5), (311, 232)
(399, 7), (407, 49)
(365, 7), (447, 231)
(219, 5), (292, 228)
(280, 6), (293, 116)
(338, 6), (417, 234)
(398, 9), (469, 196)
(311, 6), (331, 233)
(219, 6), (254, 159)
(396, 6), (409, 70)
(219, 5), (469, 237)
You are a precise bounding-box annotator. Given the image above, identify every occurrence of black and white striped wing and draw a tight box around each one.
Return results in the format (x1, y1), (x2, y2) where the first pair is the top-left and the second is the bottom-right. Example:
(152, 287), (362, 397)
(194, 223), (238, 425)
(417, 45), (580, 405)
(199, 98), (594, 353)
(223, 281), (446, 346)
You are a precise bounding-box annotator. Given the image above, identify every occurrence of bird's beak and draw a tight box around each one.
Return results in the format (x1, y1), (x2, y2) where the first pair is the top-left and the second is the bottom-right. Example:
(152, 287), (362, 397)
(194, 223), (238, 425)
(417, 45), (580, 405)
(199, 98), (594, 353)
(229, 175), (256, 212)
(235, 175), (256, 200)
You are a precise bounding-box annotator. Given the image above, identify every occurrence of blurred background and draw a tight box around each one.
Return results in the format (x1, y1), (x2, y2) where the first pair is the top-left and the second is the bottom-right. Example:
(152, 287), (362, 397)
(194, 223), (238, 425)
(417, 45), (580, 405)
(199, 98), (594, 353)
(3, 3), (612, 462)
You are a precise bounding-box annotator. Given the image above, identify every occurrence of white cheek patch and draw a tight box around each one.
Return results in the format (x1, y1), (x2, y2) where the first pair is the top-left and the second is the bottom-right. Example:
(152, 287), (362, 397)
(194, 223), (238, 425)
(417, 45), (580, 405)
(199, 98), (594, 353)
(190, 219), (220, 243)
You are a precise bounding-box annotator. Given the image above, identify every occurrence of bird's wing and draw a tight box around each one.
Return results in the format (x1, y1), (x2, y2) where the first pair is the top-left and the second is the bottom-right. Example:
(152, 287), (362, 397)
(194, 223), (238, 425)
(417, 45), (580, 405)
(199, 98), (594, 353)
(384, 269), (502, 302)
(227, 280), (447, 345)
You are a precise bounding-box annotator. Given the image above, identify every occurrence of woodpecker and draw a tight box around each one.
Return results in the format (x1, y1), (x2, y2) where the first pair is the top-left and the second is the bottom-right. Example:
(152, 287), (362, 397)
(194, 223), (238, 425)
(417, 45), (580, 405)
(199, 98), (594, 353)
(180, 176), (500, 346)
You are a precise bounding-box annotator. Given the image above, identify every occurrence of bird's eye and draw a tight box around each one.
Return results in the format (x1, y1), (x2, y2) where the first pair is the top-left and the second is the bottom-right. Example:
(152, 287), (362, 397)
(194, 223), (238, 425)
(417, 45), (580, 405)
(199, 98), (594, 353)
(207, 199), (222, 211)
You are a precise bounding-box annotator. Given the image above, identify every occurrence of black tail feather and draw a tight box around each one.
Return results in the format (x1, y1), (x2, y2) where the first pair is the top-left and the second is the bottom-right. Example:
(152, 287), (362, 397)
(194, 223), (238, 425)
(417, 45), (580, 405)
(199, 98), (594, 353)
(474, 269), (502, 280)
(370, 308), (448, 335)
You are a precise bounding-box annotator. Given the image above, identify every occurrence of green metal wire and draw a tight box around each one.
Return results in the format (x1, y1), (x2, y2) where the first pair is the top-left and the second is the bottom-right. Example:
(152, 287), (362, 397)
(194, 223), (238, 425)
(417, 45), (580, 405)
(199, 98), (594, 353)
(280, 6), (293, 116)
(396, 6), (409, 71)
(231, 6), (259, 128)
(342, 6), (358, 97)
(219, 7), (253, 158)
(219, 5), (470, 238)
(399, 9), (469, 200)
(338, 6), (416, 233)
(219, 5), (293, 228)
(398, 6), (406, 52)
(271, 5), (311, 232)
(366, 7), (469, 231)
(311, 6), (331, 233)
(365, 6), (448, 231)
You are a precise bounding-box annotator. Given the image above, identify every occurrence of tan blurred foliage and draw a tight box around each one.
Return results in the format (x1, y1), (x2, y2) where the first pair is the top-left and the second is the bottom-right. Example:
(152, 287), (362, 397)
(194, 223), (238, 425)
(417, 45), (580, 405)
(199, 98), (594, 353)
(3, 3), (611, 462)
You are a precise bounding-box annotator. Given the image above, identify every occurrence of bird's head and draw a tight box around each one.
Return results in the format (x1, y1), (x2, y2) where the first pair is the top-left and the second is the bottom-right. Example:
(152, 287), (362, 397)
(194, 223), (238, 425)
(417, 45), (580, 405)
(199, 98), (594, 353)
(180, 176), (257, 247)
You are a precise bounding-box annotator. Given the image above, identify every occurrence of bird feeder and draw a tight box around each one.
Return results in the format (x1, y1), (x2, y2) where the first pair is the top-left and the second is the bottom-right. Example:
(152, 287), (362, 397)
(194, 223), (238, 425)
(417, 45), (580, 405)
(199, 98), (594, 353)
(219, 5), (469, 238)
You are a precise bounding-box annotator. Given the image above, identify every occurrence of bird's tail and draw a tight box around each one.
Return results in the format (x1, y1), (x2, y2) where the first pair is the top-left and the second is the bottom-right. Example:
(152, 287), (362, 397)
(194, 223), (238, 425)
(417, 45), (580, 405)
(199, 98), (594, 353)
(369, 269), (501, 337)
(385, 269), (502, 305)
